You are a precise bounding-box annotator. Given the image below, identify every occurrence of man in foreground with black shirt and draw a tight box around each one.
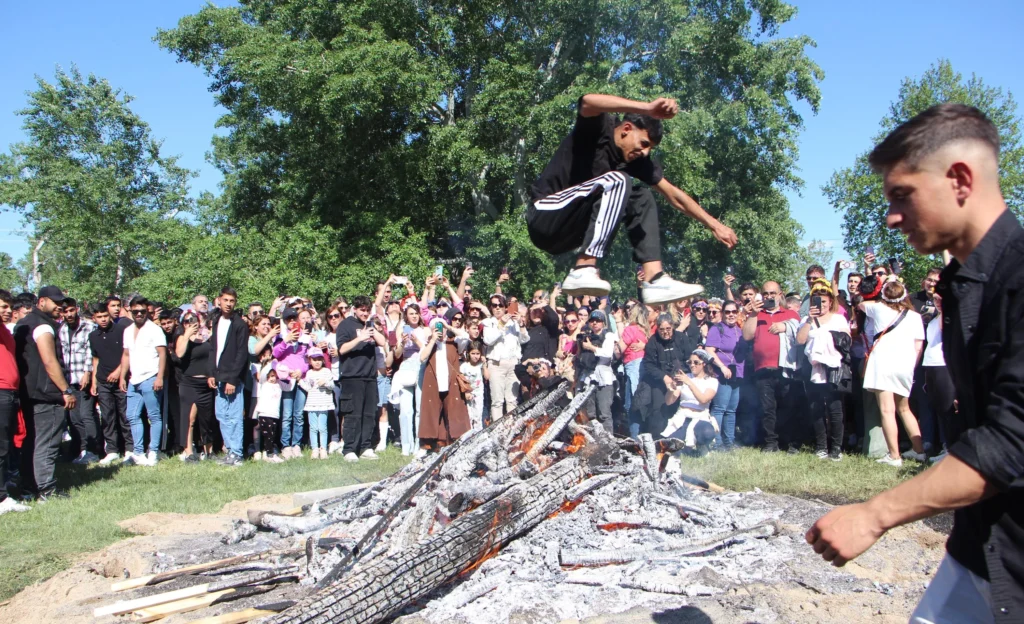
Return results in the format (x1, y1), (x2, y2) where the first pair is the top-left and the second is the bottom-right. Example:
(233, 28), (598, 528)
(527, 93), (737, 304)
(337, 295), (387, 462)
(89, 304), (133, 464)
(806, 104), (1023, 622)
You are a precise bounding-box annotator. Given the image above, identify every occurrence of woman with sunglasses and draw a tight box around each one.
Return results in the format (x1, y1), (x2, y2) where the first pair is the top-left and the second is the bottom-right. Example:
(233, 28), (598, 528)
(662, 349), (720, 454)
(322, 304), (345, 453)
(797, 280), (851, 461)
(678, 298), (710, 348)
(556, 310), (582, 388)
(705, 301), (745, 450)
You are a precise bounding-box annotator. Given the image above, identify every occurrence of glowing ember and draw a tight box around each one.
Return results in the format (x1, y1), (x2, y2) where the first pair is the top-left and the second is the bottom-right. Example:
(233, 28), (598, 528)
(597, 522), (643, 532)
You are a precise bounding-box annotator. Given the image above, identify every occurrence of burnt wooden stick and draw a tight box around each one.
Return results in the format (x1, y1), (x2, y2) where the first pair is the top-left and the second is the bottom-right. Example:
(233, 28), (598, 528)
(639, 433), (659, 488)
(564, 473), (618, 501)
(498, 380), (571, 445)
(648, 491), (711, 516)
(109, 551), (290, 592)
(187, 601), (295, 624)
(96, 568), (292, 617)
(560, 546), (662, 567)
(132, 583), (282, 622)
(524, 384), (595, 463)
(619, 578), (695, 595)
(265, 458), (588, 624)
(678, 473), (726, 493)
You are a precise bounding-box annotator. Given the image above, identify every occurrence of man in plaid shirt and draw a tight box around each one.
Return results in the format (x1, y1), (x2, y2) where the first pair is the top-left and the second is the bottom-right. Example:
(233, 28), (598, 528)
(59, 299), (99, 464)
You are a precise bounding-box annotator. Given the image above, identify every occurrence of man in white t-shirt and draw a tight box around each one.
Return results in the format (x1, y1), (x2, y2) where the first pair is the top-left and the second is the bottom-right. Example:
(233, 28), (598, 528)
(118, 296), (167, 466)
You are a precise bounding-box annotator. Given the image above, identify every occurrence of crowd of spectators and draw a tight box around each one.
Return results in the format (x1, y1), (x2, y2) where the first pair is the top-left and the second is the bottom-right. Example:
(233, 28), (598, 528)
(0, 255), (948, 512)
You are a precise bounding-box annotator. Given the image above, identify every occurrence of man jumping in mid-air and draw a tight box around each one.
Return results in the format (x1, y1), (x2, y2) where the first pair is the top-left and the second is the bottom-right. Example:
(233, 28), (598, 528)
(528, 94), (738, 304)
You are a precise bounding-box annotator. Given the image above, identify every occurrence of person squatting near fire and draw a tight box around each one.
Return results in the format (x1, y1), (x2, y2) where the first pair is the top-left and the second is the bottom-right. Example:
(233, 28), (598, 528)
(527, 93), (739, 305)
(806, 104), (1024, 623)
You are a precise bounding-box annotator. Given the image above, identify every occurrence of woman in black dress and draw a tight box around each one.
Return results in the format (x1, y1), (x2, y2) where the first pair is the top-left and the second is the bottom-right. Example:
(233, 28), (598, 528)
(175, 312), (218, 461)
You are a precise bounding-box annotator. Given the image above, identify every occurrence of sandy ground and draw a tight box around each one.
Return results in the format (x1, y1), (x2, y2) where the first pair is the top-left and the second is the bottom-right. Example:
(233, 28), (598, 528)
(0, 493), (945, 624)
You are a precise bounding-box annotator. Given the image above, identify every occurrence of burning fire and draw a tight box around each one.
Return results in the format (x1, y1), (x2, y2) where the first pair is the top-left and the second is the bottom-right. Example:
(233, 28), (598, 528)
(459, 499), (513, 576)
(597, 522), (643, 532)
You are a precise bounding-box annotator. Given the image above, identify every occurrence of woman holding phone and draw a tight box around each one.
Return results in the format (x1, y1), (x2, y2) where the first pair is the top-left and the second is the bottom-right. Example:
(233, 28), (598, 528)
(418, 317), (470, 455)
(797, 280), (851, 461)
(392, 303), (428, 456)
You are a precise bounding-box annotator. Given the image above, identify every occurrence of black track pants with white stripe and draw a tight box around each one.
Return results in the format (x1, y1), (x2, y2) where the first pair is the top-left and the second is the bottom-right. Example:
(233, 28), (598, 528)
(527, 171), (662, 263)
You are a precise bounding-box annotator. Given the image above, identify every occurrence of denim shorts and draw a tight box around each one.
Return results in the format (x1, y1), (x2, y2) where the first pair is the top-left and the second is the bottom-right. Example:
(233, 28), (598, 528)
(376, 374), (392, 408)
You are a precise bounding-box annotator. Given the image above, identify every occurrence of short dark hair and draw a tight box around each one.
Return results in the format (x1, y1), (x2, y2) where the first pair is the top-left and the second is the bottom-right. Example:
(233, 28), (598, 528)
(0, 290), (12, 306)
(739, 282), (757, 294)
(91, 303), (109, 316)
(351, 295), (373, 309)
(248, 302), (263, 309)
(11, 301), (29, 313)
(805, 265), (825, 277)
(17, 292), (36, 305)
(620, 113), (664, 146)
(868, 103), (1000, 172)
(848, 272), (864, 280)
(129, 296), (149, 309)
(63, 298), (78, 308)
(926, 267), (943, 277)
(220, 286), (237, 298)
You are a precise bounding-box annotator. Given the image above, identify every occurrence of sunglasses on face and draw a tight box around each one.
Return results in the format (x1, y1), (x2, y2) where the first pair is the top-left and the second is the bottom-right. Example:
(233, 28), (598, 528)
(328, 313), (341, 319)
(723, 309), (738, 315)
(131, 309), (147, 315)
(873, 271), (887, 277)
(692, 303), (708, 309)
(490, 302), (504, 308)
(688, 359), (703, 365)
(453, 317), (464, 322)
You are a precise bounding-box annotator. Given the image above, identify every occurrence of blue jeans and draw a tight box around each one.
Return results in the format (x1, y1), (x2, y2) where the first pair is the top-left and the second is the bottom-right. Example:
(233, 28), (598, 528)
(623, 359), (642, 414)
(307, 411), (328, 450)
(280, 387), (307, 448)
(710, 378), (741, 447)
(126, 376), (163, 455)
(215, 384), (245, 456)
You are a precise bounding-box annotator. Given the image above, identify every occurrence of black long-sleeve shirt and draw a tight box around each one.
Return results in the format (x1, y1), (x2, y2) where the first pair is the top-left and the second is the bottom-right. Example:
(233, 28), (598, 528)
(938, 209), (1024, 623)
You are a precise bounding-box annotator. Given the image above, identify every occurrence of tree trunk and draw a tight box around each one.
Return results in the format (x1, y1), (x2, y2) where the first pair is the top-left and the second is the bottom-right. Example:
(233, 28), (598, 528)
(263, 457), (588, 624)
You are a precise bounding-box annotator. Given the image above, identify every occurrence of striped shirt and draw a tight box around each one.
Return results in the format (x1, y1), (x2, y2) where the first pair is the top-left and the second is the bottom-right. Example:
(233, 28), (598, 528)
(60, 319), (96, 385)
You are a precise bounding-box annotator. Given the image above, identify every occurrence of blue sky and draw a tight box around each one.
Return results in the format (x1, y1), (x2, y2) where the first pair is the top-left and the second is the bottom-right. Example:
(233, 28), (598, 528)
(2, 0), (1022, 264)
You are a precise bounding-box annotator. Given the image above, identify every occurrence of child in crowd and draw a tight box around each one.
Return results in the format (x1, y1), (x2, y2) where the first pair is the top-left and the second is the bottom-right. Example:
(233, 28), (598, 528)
(253, 364), (283, 463)
(460, 340), (487, 430)
(300, 348), (335, 459)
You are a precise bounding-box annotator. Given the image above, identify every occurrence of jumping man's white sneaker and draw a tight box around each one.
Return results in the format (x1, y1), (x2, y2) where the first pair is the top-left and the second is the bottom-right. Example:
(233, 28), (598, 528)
(560, 267), (611, 297)
(642, 274), (704, 305)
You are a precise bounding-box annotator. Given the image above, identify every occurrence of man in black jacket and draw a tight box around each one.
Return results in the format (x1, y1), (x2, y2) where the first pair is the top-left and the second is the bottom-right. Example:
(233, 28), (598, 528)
(14, 286), (75, 499)
(208, 287), (250, 465)
(806, 104), (1024, 623)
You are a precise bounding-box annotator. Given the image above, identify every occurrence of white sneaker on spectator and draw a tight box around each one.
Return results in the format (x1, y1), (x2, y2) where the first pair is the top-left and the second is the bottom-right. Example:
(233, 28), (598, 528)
(560, 267), (611, 297)
(122, 453), (139, 466)
(0, 497), (31, 514)
(265, 454), (284, 463)
(328, 441), (342, 455)
(98, 452), (120, 466)
(413, 448), (428, 459)
(815, 450), (829, 460)
(344, 452), (359, 463)
(900, 449), (927, 462)
(136, 451), (157, 466)
(252, 451), (263, 461)
(642, 274), (704, 304)
(375, 440), (387, 453)
(72, 451), (99, 465)
(360, 449), (379, 460)
(876, 454), (903, 467)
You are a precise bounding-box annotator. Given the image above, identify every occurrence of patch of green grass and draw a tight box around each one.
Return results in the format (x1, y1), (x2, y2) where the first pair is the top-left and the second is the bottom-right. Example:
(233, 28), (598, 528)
(0, 449), (408, 602)
(676, 447), (925, 502)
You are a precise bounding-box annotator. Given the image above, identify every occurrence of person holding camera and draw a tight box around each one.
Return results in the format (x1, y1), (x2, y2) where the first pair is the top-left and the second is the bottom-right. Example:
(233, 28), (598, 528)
(518, 287), (561, 397)
(797, 280), (851, 461)
(418, 316), (470, 454)
(576, 310), (617, 433)
(662, 349), (720, 454)
(482, 295), (529, 421)
(742, 281), (801, 453)
(635, 314), (694, 438)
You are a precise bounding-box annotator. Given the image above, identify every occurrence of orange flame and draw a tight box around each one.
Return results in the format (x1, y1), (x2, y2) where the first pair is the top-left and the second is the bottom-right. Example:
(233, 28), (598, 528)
(597, 522), (643, 532)
(566, 430), (588, 454)
(459, 499), (513, 576)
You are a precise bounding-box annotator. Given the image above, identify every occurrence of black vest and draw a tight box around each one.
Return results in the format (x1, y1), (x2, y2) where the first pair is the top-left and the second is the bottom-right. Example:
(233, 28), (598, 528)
(14, 308), (66, 404)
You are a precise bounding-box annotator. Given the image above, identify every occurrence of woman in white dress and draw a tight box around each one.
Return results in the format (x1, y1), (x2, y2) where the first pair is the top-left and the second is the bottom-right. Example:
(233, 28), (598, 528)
(662, 349), (720, 453)
(859, 279), (926, 466)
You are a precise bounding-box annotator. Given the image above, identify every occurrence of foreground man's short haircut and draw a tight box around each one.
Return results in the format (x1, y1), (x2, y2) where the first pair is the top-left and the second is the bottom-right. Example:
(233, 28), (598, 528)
(868, 103), (1000, 172)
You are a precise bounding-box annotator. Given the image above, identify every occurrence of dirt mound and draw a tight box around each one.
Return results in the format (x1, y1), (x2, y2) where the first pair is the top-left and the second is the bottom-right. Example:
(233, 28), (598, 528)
(0, 493), (294, 624)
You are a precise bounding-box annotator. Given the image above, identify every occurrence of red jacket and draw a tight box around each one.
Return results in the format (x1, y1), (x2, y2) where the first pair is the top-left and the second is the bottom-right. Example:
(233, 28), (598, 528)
(0, 323), (19, 391)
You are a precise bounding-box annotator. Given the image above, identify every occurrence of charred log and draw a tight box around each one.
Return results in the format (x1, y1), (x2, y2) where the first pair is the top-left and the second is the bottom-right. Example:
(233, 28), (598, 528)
(263, 457), (588, 624)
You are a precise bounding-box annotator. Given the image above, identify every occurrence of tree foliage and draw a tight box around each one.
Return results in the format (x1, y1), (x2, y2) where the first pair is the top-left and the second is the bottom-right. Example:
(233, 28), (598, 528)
(157, 0), (823, 297)
(0, 253), (24, 293)
(0, 67), (195, 297)
(824, 60), (1024, 287)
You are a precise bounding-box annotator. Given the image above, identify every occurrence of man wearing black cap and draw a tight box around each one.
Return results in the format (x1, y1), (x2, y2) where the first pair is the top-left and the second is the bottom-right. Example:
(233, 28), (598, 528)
(13, 286), (75, 500)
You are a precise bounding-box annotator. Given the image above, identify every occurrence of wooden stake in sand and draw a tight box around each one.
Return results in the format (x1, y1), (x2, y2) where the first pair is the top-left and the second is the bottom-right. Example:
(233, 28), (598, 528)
(95, 568), (290, 617)
(109, 550), (291, 592)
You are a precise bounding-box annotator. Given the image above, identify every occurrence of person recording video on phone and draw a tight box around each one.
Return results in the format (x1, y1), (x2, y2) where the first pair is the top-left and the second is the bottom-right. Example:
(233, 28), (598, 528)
(481, 294), (529, 421)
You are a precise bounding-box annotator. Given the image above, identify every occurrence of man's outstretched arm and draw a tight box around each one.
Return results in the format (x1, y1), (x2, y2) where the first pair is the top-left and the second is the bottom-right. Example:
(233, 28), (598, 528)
(580, 94), (678, 119)
(654, 179), (738, 249)
(806, 455), (995, 566)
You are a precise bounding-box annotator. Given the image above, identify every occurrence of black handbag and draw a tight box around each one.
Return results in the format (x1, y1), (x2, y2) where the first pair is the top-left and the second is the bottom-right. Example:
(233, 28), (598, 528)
(827, 330), (854, 394)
